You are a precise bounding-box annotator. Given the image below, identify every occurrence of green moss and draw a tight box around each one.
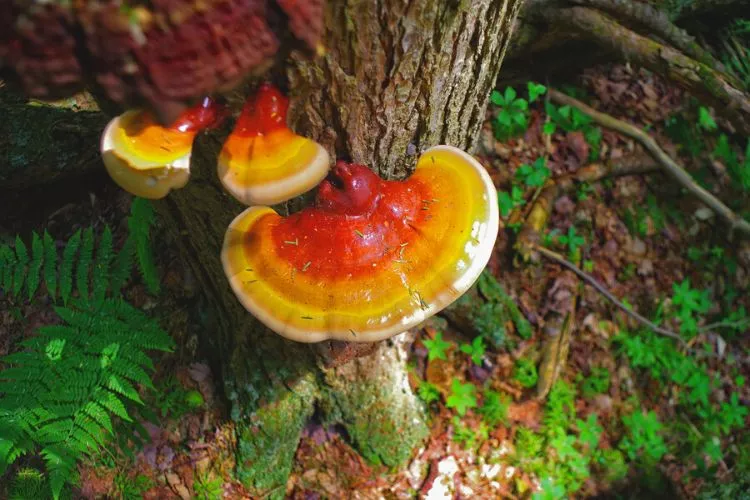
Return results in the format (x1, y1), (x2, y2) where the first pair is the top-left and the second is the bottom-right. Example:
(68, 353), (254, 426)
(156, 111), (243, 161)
(234, 372), (318, 498)
(324, 380), (428, 466)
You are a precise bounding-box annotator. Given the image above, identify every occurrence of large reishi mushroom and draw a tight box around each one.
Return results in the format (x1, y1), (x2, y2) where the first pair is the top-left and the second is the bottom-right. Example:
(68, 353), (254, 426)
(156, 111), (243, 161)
(101, 97), (225, 199)
(222, 145), (499, 343)
(217, 83), (330, 206)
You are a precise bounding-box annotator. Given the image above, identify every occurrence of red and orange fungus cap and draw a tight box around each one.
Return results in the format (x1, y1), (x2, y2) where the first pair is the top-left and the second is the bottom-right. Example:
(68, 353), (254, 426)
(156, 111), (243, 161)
(222, 145), (500, 343)
(101, 97), (225, 199)
(218, 82), (330, 206)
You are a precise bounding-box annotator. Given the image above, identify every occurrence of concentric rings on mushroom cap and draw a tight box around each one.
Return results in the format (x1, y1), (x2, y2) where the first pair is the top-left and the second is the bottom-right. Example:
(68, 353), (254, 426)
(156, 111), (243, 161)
(217, 83), (330, 206)
(100, 97), (224, 199)
(222, 145), (499, 343)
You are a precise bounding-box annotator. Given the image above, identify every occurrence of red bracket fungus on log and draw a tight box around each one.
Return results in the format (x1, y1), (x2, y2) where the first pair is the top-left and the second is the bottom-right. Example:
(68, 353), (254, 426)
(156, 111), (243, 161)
(217, 82), (330, 205)
(101, 97), (225, 199)
(221, 146), (500, 343)
(0, 0), (326, 123)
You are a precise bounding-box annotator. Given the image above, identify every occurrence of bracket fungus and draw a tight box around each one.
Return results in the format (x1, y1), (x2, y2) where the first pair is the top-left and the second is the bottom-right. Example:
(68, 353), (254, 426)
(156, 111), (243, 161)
(217, 83), (330, 205)
(222, 145), (499, 343)
(101, 97), (225, 199)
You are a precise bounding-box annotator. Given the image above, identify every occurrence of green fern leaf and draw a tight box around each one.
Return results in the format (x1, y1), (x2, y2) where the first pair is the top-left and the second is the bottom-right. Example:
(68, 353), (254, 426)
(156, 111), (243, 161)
(128, 198), (160, 294)
(91, 226), (113, 306)
(106, 375), (143, 404)
(27, 232), (44, 300)
(97, 391), (132, 422)
(41, 446), (76, 500)
(12, 236), (29, 297)
(43, 231), (58, 300)
(59, 230), (81, 304)
(109, 238), (133, 297)
(0, 244), (14, 291)
(76, 228), (94, 301)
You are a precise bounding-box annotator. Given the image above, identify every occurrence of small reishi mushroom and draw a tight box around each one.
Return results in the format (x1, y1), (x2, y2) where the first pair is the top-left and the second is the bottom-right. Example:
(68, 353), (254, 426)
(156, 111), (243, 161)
(217, 83), (330, 206)
(100, 96), (225, 199)
(221, 145), (499, 343)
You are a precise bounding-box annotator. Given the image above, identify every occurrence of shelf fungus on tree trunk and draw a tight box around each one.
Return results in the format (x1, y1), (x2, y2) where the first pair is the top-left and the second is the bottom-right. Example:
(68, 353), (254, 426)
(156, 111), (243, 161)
(100, 97), (225, 199)
(222, 146), (499, 342)
(217, 82), (330, 205)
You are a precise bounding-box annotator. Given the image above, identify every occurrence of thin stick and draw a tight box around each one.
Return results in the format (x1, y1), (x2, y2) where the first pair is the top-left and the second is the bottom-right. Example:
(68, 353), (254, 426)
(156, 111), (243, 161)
(549, 89), (750, 237)
(532, 244), (686, 344)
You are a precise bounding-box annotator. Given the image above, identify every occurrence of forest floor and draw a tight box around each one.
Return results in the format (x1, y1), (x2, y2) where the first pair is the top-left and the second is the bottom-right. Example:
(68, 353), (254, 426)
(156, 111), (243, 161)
(1, 64), (748, 499)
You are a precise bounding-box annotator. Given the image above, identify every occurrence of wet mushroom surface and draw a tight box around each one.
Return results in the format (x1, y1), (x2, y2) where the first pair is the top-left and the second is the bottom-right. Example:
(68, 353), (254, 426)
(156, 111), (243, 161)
(100, 97), (225, 199)
(222, 145), (499, 342)
(217, 82), (330, 206)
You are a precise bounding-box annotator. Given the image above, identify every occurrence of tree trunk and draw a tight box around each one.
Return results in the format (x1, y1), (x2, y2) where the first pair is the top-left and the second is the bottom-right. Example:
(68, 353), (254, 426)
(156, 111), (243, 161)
(154, 0), (522, 496)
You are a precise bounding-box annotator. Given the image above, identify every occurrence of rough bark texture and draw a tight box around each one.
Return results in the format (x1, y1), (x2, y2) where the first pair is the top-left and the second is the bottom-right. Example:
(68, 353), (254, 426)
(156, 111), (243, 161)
(153, 1), (523, 497)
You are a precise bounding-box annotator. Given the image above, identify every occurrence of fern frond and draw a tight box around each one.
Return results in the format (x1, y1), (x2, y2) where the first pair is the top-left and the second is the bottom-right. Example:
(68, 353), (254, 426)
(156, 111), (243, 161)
(27, 232), (44, 300)
(109, 238), (133, 297)
(43, 231), (58, 300)
(128, 198), (160, 294)
(59, 230), (81, 304)
(0, 244), (15, 291)
(91, 226), (113, 307)
(12, 236), (29, 297)
(76, 228), (94, 301)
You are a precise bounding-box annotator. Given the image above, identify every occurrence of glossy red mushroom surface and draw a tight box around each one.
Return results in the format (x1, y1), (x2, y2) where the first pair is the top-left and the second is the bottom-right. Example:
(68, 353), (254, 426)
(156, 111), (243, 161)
(222, 145), (499, 342)
(218, 83), (329, 206)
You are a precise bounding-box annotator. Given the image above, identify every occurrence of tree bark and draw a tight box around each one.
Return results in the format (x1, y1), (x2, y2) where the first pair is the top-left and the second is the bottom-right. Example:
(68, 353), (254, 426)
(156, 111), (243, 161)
(154, 0), (523, 496)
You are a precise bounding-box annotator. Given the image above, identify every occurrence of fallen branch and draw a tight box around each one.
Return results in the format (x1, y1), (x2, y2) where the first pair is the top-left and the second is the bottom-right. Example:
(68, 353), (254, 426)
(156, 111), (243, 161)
(550, 7), (750, 136)
(549, 88), (750, 237)
(532, 244), (686, 344)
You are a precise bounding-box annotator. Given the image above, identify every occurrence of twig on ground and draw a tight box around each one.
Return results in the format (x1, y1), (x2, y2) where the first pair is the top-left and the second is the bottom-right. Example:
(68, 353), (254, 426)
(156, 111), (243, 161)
(532, 244), (686, 344)
(549, 88), (750, 237)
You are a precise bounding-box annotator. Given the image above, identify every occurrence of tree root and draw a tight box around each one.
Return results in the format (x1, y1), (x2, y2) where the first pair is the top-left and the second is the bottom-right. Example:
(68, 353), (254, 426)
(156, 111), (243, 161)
(549, 88), (750, 237)
(568, 0), (738, 84)
(549, 6), (750, 137)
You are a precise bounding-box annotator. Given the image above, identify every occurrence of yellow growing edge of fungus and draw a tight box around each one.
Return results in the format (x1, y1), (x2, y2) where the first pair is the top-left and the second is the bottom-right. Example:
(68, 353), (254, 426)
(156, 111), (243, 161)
(221, 145), (499, 343)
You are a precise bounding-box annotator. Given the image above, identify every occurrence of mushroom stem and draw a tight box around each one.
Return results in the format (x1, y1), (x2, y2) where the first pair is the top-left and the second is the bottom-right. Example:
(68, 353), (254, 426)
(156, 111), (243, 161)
(169, 96), (227, 133)
(316, 161), (382, 215)
(234, 82), (289, 136)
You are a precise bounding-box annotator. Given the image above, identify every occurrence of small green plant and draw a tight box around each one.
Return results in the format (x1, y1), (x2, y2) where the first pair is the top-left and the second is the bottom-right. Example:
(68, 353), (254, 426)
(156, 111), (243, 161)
(513, 358), (538, 388)
(549, 226), (586, 261)
(578, 366), (611, 398)
(490, 82), (546, 141)
(423, 331), (452, 362)
(150, 376), (204, 420)
(620, 410), (668, 464)
(8, 467), (50, 500)
(417, 381), (442, 406)
(516, 157), (551, 188)
(459, 336), (486, 366)
(113, 473), (154, 500)
(478, 389), (510, 427)
(671, 279), (712, 337)
(446, 378), (478, 416)
(713, 134), (750, 192)
(193, 470), (223, 500)
(498, 185), (526, 217)
(543, 100), (602, 159)
(451, 416), (488, 450)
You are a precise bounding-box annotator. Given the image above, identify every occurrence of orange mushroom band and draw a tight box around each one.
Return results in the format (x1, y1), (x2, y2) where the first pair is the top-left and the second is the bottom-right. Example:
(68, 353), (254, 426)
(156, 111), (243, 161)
(217, 83), (330, 206)
(222, 145), (500, 343)
(101, 97), (225, 199)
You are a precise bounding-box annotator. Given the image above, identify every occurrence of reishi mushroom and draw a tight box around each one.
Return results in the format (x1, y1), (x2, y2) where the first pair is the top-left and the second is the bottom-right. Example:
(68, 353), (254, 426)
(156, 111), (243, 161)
(101, 97), (225, 199)
(217, 83), (330, 206)
(221, 145), (499, 343)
